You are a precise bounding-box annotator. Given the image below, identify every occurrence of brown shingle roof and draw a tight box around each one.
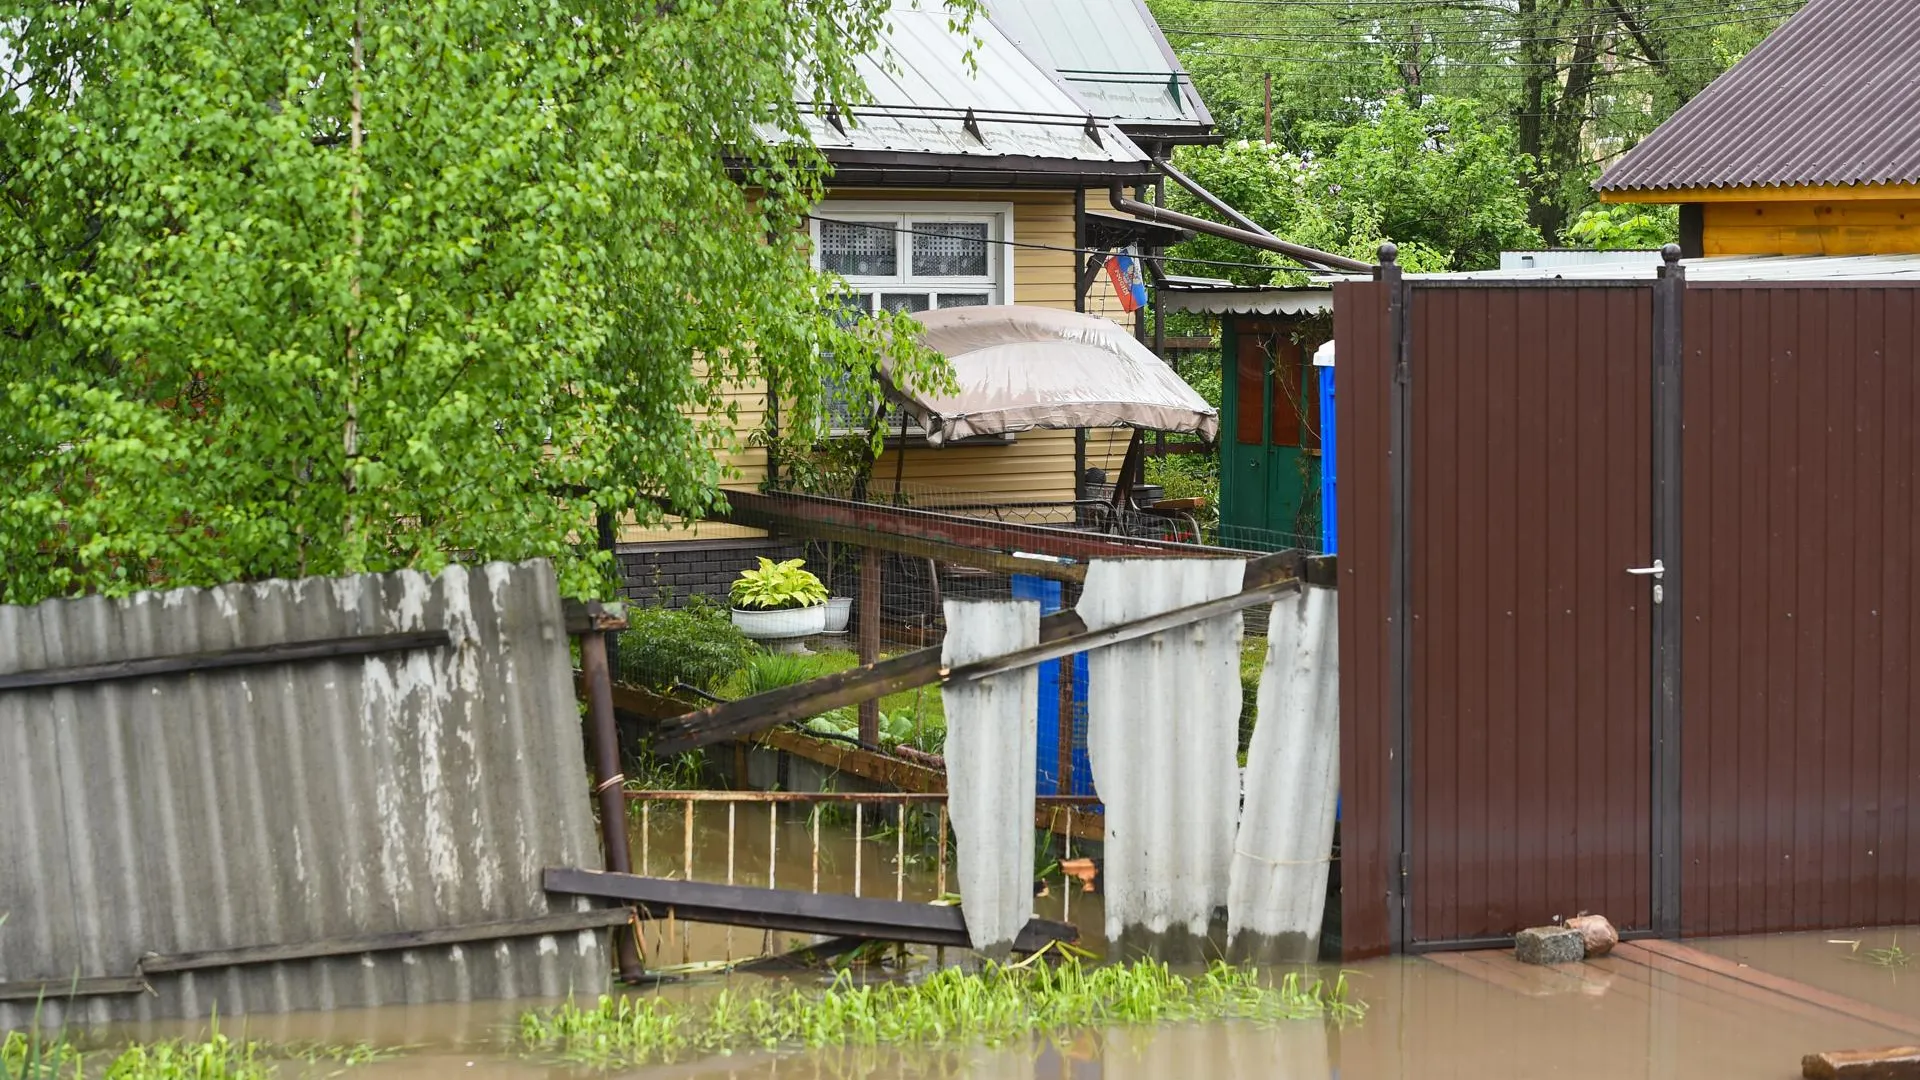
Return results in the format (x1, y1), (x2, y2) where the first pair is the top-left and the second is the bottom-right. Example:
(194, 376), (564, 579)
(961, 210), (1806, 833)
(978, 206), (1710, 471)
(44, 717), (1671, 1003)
(1597, 0), (1920, 194)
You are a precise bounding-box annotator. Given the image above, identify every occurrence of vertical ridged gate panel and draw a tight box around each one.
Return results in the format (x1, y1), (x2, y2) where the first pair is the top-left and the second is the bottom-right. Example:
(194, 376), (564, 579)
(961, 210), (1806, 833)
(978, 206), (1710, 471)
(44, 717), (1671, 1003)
(1681, 285), (1920, 937)
(1409, 285), (1653, 946)
(1333, 279), (1395, 959)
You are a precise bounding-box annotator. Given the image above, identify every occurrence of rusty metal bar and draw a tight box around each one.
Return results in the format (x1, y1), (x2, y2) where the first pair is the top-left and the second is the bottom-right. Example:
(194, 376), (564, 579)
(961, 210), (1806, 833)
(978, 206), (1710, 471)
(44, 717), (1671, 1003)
(858, 547), (882, 745)
(936, 804), (949, 898)
(683, 802), (694, 882)
(578, 630), (644, 982)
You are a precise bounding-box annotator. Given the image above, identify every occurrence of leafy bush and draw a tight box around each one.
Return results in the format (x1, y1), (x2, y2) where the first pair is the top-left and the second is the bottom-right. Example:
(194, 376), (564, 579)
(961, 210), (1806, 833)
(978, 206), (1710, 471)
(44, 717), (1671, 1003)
(729, 558), (829, 611)
(617, 599), (753, 693)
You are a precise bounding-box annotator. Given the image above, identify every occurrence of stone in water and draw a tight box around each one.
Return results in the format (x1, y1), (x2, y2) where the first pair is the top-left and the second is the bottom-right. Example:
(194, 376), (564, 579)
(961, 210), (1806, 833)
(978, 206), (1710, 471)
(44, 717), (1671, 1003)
(1565, 914), (1618, 958)
(1515, 926), (1585, 965)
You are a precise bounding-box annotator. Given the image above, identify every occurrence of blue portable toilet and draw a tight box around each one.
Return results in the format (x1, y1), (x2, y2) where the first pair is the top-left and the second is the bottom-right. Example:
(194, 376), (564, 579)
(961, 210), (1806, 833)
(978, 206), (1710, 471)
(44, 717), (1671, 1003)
(1011, 574), (1093, 797)
(1315, 339), (1337, 554)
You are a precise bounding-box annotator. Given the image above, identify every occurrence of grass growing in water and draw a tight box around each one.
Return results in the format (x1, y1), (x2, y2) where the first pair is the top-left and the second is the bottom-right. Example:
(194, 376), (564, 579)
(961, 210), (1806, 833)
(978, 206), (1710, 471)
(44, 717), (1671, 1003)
(519, 957), (1362, 1066)
(1, 1029), (386, 1080)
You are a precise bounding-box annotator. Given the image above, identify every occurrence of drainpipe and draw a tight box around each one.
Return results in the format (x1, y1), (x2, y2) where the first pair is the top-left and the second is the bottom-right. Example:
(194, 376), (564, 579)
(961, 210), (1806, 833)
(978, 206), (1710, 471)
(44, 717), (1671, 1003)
(1107, 184), (1373, 275)
(1153, 157), (1285, 246)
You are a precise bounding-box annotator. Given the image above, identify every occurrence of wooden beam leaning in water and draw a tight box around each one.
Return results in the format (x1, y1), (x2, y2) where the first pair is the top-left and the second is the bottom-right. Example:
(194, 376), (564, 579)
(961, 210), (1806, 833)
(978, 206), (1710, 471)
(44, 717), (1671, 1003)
(544, 868), (1076, 952)
(1803, 1048), (1920, 1079)
(652, 551), (1313, 756)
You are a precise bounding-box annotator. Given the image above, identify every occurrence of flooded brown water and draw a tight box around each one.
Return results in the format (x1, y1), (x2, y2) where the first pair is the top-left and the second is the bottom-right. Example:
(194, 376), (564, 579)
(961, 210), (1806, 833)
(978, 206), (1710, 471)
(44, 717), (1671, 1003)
(90, 935), (1911, 1080)
(72, 816), (1920, 1078)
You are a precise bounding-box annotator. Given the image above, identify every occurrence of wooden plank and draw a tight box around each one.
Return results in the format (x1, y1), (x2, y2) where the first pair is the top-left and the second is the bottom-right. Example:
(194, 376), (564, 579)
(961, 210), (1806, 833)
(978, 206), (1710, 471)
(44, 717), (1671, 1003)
(654, 551), (1303, 755)
(543, 868), (1077, 952)
(1803, 1047), (1920, 1079)
(0, 631), (451, 693)
(1629, 941), (1920, 1041)
(0, 975), (149, 1002)
(139, 909), (633, 974)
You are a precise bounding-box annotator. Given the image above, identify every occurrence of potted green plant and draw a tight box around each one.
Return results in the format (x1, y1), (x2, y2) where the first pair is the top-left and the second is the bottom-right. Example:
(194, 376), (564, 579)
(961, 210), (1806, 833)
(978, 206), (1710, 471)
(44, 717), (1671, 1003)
(729, 557), (830, 641)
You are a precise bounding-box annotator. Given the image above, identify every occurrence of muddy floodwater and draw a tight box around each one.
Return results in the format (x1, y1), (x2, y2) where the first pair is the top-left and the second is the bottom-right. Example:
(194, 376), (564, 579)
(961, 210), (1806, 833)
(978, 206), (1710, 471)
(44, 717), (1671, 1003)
(93, 929), (1918, 1079)
(68, 811), (1920, 1077)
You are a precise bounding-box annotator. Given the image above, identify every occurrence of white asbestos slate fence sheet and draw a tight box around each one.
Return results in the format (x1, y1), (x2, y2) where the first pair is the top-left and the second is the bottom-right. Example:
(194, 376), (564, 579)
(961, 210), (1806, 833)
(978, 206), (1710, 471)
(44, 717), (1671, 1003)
(941, 598), (1041, 956)
(1080, 558), (1246, 953)
(1229, 585), (1340, 962)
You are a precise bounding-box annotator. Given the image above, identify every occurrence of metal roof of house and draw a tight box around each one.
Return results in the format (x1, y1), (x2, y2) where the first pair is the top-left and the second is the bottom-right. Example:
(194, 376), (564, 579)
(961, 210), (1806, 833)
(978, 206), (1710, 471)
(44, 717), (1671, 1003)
(780, 3), (1149, 169)
(984, 0), (1213, 137)
(1320, 253), (1920, 283)
(1597, 0), (1920, 194)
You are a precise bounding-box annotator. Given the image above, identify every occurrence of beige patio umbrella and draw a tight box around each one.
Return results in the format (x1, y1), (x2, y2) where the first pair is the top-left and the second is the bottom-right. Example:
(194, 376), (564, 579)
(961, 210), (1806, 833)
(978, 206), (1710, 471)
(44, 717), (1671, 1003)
(880, 305), (1218, 448)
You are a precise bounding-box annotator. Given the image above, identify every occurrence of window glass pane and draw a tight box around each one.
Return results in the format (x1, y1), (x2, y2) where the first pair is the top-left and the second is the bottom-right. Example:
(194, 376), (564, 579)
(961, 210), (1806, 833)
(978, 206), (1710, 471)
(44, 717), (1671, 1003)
(819, 220), (896, 276)
(936, 293), (991, 308)
(880, 292), (931, 314)
(911, 221), (989, 277)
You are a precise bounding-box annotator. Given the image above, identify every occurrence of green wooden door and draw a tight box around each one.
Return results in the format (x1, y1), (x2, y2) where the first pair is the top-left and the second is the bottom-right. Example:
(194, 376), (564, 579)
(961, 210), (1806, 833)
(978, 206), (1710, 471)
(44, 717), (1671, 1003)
(1220, 318), (1319, 547)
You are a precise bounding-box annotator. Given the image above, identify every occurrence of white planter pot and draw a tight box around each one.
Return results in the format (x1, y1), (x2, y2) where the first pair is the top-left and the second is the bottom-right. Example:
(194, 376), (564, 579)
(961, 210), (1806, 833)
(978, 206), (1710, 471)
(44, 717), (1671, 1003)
(732, 603), (828, 640)
(823, 597), (854, 633)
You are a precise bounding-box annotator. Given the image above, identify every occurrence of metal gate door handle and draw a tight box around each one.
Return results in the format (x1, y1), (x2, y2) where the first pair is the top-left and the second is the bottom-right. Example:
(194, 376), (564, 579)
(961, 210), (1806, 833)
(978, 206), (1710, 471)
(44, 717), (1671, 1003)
(1625, 559), (1665, 579)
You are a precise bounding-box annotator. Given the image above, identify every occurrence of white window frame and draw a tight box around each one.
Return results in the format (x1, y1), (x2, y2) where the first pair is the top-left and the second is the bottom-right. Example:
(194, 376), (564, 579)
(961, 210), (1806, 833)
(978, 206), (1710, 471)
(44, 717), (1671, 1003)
(811, 201), (1017, 442)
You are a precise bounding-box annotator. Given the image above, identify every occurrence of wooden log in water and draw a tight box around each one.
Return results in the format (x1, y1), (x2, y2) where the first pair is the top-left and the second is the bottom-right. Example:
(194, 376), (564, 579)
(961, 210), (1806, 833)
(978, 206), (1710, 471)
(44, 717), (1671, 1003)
(1803, 1047), (1920, 1079)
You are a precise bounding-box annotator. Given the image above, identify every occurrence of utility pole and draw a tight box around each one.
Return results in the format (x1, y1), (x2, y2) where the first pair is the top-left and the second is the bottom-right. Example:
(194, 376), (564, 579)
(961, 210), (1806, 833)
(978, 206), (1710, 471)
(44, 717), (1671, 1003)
(1263, 73), (1273, 143)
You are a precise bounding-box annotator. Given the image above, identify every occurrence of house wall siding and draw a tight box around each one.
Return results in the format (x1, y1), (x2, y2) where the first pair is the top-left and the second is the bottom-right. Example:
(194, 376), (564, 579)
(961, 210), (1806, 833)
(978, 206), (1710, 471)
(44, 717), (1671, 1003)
(1702, 199), (1920, 256)
(621, 187), (1111, 552)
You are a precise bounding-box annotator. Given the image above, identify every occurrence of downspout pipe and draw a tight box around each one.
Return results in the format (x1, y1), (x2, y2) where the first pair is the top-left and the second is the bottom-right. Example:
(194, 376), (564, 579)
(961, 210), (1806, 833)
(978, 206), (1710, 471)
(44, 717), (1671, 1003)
(1153, 156), (1281, 245)
(1107, 183), (1373, 275)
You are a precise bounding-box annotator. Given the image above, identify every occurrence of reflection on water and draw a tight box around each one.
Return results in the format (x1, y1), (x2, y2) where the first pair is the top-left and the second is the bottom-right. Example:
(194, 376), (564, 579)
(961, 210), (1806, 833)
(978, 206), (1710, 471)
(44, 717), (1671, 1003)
(626, 804), (1107, 967)
(84, 937), (1913, 1080)
(66, 808), (1920, 1080)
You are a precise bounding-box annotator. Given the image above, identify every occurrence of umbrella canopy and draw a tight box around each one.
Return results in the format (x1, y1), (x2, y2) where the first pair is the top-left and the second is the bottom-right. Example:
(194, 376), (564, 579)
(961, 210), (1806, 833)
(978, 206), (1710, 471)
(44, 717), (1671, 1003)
(882, 306), (1219, 448)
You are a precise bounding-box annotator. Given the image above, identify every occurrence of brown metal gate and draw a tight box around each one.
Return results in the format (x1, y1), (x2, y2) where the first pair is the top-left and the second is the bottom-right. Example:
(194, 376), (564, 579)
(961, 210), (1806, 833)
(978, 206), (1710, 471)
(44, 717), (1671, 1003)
(1337, 264), (1681, 958)
(1680, 285), (1920, 937)
(1341, 257), (1920, 957)
(1407, 284), (1655, 948)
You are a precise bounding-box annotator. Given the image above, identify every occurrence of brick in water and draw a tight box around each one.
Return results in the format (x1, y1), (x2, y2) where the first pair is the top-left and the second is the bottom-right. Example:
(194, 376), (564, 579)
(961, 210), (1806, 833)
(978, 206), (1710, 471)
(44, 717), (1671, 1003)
(1514, 926), (1585, 965)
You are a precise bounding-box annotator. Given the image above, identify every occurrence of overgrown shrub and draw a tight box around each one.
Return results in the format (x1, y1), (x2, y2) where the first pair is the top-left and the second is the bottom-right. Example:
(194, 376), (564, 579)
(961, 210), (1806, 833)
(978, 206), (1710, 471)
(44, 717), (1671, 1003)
(616, 599), (754, 693)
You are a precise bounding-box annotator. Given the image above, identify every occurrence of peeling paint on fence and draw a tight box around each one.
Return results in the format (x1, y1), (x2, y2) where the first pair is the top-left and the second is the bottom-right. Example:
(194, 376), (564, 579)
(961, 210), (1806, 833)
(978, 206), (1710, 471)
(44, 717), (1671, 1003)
(1081, 558), (1247, 956)
(1229, 585), (1340, 962)
(0, 560), (608, 1026)
(941, 598), (1042, 956)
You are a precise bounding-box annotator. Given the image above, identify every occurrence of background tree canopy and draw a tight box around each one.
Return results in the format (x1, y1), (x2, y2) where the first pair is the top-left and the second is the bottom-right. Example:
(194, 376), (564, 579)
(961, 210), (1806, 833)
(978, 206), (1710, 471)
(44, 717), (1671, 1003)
(1149, 0), (1802, 270)
(1, 0), (954, 604)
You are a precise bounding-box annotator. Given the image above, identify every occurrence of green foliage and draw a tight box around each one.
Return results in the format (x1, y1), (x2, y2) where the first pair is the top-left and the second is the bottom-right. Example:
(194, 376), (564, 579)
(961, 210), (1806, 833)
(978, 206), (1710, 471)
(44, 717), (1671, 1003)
(1145, 0), (1797, 235)
(1166, 97), (1540, 280)
(1239, 636), (1267, 754)
(2, 1030), (82, 1080)
(0, 1028), (384, 1080)
(617, 599), (753, 693)
(519, 957), (1363, 1066)
(0, 0), (962, 605)
(1561, 204), (1680, 250)
(742, 650), (830, 696)
(729, 558), (829, 612)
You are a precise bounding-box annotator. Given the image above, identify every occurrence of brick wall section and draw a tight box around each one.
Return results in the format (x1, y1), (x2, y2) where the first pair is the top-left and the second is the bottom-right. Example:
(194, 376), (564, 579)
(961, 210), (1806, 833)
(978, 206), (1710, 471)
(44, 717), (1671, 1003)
(615, 539), (808, 608)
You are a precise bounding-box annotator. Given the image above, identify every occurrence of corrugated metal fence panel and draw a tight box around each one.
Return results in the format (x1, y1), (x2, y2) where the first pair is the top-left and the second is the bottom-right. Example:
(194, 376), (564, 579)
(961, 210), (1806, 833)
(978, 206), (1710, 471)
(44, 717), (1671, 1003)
(1332, 278), (1393, 958)
(1681, 285), (1920, 937)
(941, 598), (1041, 955)
(0, 561), (607, 1025)
(1228, 585), (1339, 962)
(1081, 558), (1245, 957)
(1409, 286), (1652, 946)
